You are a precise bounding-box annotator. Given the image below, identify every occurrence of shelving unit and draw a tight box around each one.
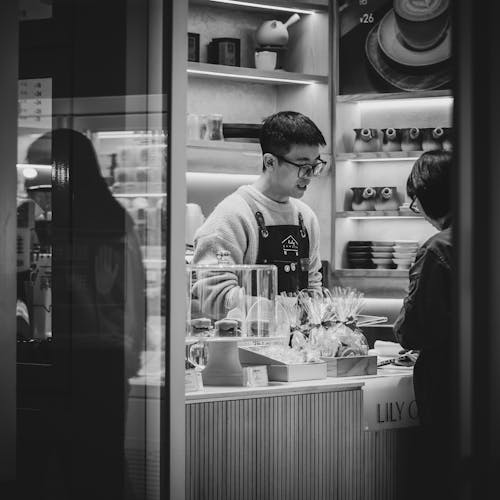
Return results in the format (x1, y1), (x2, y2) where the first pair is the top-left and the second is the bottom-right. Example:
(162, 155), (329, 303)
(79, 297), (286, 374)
(190, 0), (328, 13)
(187, 62), (327, 85)
(335, 151), (424, 162)
(336, 211), (422, 219)
(336, 269), (410, 278)
(333, 83), (453, 293)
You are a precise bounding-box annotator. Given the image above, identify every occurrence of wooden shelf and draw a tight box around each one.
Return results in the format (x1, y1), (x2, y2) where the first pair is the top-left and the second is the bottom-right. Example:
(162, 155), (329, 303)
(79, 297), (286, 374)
(334, 269), (409, 278)
(336, 89), (452, 103)
(187, 140), (261, 154)
(190, 0), (328, 13)
(187, 62), (328, 85)
(336, 211), (423, 219)
(336, 151), (424, 162)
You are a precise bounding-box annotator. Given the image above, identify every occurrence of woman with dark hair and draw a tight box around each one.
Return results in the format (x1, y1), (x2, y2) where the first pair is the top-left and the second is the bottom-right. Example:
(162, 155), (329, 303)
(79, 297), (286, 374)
(393, 150), (453, 498)
(20, 129), (145, 500)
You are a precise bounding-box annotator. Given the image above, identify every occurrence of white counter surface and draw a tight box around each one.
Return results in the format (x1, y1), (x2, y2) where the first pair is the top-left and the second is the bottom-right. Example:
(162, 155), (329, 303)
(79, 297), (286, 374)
(129, 351), (413, 402)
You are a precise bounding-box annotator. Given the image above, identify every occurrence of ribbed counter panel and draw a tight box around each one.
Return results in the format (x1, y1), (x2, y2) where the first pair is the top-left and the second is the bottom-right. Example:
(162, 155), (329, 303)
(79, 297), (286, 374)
(185, 387), (417, 500)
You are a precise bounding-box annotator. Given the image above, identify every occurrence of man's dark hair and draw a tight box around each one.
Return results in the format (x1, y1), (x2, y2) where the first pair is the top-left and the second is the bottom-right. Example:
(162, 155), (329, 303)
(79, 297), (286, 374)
(407, 150), (452, 220)
(260, 111), (326, 156)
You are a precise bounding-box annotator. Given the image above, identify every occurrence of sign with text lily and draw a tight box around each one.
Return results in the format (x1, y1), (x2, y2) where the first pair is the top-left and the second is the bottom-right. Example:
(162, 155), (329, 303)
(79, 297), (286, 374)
(362, 374), (419, 431)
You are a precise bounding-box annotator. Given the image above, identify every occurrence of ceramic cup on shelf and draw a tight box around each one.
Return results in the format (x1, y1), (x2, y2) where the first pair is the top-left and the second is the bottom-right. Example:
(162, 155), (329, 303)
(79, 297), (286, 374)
(381, 128), (402, 152)
(350, 187), (376, 211)
(401, 127), (422, 152)
(353, 128), (379, 153)
(374, 186), (399, 211)
(255, 50), (277, 70)
(422, 127), (444, 151)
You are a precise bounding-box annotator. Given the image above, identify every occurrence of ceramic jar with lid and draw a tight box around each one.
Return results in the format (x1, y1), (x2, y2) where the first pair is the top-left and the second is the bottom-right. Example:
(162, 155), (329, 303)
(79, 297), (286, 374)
(353, 128), (379, 153)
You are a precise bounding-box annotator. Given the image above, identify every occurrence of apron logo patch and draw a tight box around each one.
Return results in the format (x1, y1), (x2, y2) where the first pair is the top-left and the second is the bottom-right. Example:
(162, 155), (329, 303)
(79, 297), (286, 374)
(282, 235), (299, 256)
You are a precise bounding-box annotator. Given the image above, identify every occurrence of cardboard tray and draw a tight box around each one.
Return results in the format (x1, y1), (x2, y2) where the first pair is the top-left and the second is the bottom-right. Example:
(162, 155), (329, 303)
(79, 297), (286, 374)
(267, 362), (327, 382)
(321, 355), (377, 377)
(239, 346), (327, 382)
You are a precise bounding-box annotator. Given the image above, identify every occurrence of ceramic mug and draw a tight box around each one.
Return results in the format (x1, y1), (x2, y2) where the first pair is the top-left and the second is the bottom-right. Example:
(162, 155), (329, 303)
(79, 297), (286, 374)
(401, 127), (422, 152)
(374, 186), (399, 211)
(255, 50), (277, 70)
(350, 187), (376, 211)
(422, 127), (443, 151)
(381, 128), (402, 152)
(353, 128), (379, 153)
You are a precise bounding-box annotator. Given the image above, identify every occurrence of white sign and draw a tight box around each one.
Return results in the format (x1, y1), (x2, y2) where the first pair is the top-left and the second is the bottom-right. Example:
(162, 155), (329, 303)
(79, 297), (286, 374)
(362, 374), (419, 431)
(18, 78), (52, 130)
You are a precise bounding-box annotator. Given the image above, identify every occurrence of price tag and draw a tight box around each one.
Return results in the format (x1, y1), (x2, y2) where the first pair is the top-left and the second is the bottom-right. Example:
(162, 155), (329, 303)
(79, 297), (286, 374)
(185, 369), (204, 393)
(242, 365), (269, 387)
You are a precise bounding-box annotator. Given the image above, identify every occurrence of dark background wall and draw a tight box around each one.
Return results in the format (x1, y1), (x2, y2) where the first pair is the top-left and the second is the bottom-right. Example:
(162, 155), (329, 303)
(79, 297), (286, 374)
(19, 0), (150, 98)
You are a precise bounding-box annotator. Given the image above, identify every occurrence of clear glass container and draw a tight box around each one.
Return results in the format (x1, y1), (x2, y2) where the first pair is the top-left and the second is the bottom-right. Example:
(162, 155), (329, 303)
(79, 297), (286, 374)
(186, 264), (278, 338)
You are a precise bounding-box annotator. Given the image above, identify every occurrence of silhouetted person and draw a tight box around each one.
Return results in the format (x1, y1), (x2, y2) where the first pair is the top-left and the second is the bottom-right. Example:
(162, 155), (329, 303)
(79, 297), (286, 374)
(19, 129), (146, 500)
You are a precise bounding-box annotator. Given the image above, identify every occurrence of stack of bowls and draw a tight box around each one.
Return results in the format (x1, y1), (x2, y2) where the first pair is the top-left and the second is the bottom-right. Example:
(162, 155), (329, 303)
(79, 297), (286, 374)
(392, 240), (419, 269)
(371, 241), (396, 269)
(347, 241), (373, 269)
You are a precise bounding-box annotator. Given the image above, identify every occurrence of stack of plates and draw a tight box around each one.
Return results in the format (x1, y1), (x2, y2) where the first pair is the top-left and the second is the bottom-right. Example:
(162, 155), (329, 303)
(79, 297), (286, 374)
(371, 241), (395, 269)
(347, 240), (420, 270)
(392, 240), (419, 270)
(347, 241), (373, 269)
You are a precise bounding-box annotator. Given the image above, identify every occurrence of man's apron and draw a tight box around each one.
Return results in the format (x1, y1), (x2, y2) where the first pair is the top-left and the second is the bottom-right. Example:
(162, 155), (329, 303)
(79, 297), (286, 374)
(240, 191), (310, 294)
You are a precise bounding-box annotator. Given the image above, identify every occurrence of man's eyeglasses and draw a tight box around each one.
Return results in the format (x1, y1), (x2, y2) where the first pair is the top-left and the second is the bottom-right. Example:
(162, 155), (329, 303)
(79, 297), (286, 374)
(273, 154), (327, 179)
(409, 197), (421, 214)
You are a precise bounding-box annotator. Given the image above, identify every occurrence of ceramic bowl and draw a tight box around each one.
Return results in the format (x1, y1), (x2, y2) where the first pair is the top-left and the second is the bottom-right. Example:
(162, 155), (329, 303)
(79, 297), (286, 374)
(371, 241), (395, 246)
(370, 245), (393, 252)
(393, 251), (416, 260)
(372, 258), (394, 269)
(348, 241), (372, 246)
(394, 240), (419, 246)
(347, 245), (371, 251)
(393, 245), (418, 253)
(393, 258), (413, 270)
(371, 251), (393, 259)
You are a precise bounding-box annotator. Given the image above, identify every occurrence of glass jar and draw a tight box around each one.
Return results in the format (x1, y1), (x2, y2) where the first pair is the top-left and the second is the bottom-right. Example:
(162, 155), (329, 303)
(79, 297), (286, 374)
(206, 113), (224, 141)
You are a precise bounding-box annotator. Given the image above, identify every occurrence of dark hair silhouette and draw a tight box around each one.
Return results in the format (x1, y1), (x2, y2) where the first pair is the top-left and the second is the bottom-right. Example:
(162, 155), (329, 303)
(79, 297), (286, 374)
(28, 129), (126, 231)
(407, 150), (453, 220)
(260, 111), (326, 156)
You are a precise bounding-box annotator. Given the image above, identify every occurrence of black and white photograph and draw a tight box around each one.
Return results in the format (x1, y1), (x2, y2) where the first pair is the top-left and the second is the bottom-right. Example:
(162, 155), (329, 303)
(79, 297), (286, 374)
(0, 1), (499, 500)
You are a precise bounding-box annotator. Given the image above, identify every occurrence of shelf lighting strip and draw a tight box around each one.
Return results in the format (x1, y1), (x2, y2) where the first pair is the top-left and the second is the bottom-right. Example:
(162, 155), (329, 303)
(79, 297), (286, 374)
(338, 156), (420, 163)
(209, 0), (316, 14)
(345, 216), (423, 220)
(187, 69), (316, 85)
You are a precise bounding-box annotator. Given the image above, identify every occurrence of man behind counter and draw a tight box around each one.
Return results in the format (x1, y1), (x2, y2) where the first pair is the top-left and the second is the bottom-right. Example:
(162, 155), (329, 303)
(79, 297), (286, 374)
(192, 111), (326, 308)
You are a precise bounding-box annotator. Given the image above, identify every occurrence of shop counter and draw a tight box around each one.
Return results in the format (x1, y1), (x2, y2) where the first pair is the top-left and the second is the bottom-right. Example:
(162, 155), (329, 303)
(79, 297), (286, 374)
(128, 365), (419, 500)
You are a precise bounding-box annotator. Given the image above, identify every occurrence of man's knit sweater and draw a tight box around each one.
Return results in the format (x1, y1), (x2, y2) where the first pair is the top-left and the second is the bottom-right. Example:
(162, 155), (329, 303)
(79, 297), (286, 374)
(192, 184), (322, 289)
